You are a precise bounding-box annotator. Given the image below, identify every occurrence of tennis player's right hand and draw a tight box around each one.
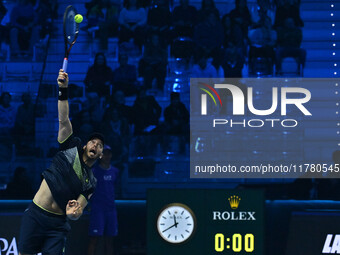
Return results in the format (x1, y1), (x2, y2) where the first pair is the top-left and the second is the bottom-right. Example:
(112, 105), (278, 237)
(57, 69), (69, 88)
(66, 200), (82, 220)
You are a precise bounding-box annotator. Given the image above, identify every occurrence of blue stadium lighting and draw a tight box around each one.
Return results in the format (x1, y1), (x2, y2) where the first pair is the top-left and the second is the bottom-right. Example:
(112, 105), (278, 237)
(332, 33), (335, 36)
(333, 52), (336, 55)
(333, 43), (336, 46)
(332, 24), (335, 27)
(331, 13), (334, 16)
(331, 4), (334, 8)
(335, 63), (337, 67)
(335, 72), (337, 75)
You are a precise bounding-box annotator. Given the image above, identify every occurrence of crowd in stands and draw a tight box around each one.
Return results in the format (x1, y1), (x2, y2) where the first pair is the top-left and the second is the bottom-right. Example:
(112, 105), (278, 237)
(0, 0), (307, 163)
(68, 88), (188, 169)
(82, 0), (305, 91)
(0, 0), (308, 199)
(74, 0), (305, 165)
(0, 0), (306, 74)
(0, 91), (36, 158)
(0, 0), (57, 58)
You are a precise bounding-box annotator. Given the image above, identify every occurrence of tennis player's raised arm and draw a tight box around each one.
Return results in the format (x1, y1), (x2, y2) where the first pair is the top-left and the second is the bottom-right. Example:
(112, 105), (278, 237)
(57, 69), (73, 143)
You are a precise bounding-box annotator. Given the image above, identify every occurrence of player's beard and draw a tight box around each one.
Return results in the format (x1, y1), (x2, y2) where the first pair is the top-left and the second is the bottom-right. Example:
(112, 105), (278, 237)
(83, 146), (100, 166)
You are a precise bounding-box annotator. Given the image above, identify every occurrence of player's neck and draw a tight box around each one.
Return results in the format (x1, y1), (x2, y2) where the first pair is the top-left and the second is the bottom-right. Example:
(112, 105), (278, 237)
(83, 154), (96, 168)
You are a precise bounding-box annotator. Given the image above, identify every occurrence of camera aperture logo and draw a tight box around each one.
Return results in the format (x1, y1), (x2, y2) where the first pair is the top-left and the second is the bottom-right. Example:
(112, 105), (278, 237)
(199, 83), (312, 128)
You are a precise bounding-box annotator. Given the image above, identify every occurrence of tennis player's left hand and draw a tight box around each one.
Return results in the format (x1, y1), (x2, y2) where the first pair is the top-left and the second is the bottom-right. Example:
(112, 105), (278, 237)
(66, 200), (83, 220)
(57, 69), (69, 88)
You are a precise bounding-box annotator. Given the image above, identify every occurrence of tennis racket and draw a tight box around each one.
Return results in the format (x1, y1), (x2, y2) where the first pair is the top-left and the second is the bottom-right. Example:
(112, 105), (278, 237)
(58, 5), (79, 82)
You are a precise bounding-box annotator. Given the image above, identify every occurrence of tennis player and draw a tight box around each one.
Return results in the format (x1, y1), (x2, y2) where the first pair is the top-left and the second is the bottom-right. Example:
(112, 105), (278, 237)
(18, 69), (104, 255)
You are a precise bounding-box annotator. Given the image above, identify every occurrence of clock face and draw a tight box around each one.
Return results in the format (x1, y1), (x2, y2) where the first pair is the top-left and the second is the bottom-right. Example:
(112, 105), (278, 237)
(157, 203), (196, 244)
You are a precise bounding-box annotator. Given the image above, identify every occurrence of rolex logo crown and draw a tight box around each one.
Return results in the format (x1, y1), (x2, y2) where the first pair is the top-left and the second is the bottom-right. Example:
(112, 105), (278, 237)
(228, 195), (241, 209)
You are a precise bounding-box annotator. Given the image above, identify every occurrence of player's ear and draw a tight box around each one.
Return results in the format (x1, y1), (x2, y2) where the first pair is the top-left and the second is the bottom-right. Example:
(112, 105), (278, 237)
(83, 145), (86, 150)
(99, 152), (103, 159)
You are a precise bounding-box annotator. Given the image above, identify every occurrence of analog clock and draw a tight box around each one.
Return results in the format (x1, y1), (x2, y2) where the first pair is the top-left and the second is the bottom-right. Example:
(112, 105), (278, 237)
(156, 203), (196, 244)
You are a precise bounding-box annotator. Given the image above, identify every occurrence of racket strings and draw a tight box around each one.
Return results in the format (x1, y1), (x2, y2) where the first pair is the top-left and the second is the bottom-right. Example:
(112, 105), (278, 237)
(64, 8), (77, 44)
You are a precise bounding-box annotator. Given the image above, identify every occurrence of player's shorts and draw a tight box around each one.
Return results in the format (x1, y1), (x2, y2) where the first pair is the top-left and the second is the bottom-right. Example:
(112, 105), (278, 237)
(88, 209), (118, 237)
(19, 202), (71, 255)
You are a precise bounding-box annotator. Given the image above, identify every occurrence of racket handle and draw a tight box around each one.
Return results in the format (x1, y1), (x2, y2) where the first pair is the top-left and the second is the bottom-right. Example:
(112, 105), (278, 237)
(58, 58), (68, 83)
(62, 58), (68, 73)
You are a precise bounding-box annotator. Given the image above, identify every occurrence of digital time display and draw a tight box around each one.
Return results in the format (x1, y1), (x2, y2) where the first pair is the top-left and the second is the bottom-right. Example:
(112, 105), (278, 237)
(215, 233), (255, 253)
(207, 192), (264, 254)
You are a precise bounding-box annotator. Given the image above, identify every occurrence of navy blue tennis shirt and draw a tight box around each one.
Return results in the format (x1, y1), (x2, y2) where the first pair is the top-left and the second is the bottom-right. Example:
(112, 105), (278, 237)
(42, 135), (97, 213)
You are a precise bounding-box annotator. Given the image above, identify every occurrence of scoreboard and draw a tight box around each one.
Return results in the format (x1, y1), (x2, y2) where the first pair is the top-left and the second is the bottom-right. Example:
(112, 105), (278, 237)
(147, 189), (265, 255)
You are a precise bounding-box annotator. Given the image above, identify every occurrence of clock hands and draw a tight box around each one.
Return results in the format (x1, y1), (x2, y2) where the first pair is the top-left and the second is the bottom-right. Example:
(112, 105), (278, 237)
(162, 216), (179, 233)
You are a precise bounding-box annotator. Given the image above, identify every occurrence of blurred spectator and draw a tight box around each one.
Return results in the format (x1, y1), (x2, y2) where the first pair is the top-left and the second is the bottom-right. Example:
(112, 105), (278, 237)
(68, 83), (83, 99)
(171, 0), (197, 38)
(12, 92), (35, 155)
(5, 167), (34, 199)
(34, 0), (58, 39)
(193, 12), (224, 58)
(107, 90), (134, 124)
(9, 0), (40, 56)
(85, 0), (120, 50)
(191, 50), (217, 78)
(248, 15), (277, 69)
(163, 92), (189, 135)
(70, 94), (106, 149)
(147, 0), (171, 44)
(222, 43), (245, 77)
(197, 0), (220, 23)
(0, 92), (17, 135)
(274, 0), (303, 29)
(221, 13), (246, 77)
(252, 0), (275, 25)
(132, 89), (161, 135)
(0, 1), (9, 48)
(211, 48), (225, 78)
(221, 13), (245, 49)
(84, 52), (114, 98)
(138, 0), (152, 9)
(84, 92), (106, 124)
(0, 92), (16, 160)
(229, 0), (252, 48)
(275, 17), (306, 75)
(88, 145), (119, 255)
(112, 54), (138, 96)
(138, 33), (168, 91)
(72, 110), (96, 143)
(118, 0), (147, 48)
(100, 106), (129, 168)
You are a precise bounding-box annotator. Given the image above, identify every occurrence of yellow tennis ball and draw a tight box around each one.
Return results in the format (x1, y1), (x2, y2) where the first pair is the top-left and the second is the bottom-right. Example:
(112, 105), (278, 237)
(74, 14), (83, 24)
